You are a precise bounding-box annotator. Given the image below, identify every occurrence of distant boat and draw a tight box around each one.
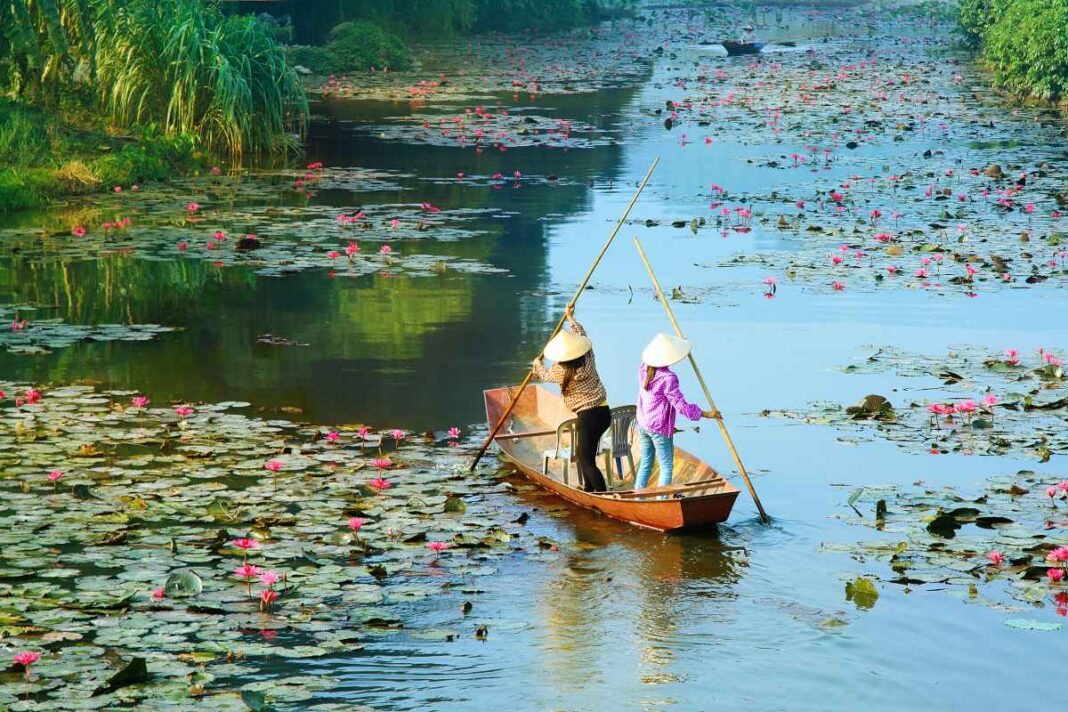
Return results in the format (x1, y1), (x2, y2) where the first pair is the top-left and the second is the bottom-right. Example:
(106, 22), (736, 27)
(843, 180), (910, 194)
(722, 40), (765, 56)
(484, 385), (740, 531)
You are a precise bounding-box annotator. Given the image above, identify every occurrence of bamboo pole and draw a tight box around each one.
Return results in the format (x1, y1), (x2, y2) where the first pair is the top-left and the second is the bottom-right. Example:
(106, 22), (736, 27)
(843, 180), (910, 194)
(469, 157), (661, 471)
(633, 237), (769, 522)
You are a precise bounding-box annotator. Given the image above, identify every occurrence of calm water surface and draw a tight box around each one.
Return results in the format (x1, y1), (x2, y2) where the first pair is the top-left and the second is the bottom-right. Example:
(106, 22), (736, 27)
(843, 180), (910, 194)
(1, 7), (1065, 711)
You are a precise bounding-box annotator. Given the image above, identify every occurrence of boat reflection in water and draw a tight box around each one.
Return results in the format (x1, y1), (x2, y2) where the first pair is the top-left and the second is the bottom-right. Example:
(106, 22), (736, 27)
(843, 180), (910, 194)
(512, 483), (748, 703)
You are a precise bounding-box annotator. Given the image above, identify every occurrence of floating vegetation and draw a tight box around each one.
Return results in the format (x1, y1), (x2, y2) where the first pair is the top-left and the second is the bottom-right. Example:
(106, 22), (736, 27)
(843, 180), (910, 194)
(605, 9), (1068, 297)
(311, 24), (658, 103)
(0, 308), (177, 355)
(362, 106), (615, 150)
(0, 169), (509, 280)
(0, 382), (544, 708)
(762, 344), (1067, 459)
(827, 472), (1068, 625)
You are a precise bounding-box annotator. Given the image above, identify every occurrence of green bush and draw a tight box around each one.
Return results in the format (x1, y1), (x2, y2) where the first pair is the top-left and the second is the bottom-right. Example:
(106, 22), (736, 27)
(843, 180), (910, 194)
(982, 0), (1068, 101)
(958, 0), (1010, 44)
(326, 21), (411, 71)
(285, 45), (338, 74)
(962, 0), (1068, 103)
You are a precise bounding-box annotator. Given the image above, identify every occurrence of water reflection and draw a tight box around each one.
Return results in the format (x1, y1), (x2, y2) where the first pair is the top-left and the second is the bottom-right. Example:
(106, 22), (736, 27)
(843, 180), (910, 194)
(0, 84), (642, 428)
(519, 491), (747, 703)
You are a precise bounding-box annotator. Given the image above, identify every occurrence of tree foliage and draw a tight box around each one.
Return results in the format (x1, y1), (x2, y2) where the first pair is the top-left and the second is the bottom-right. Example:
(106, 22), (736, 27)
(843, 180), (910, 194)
(960, 0), (1068, 103)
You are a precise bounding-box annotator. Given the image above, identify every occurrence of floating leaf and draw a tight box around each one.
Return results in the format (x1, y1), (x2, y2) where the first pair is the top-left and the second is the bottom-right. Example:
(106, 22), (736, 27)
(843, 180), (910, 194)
(163, 570), (203, 598)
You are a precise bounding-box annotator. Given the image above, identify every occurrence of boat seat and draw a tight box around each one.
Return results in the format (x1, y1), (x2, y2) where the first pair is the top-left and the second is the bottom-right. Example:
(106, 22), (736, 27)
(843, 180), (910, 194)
(543, 406), (637, 488)
(543, 417), (580, 486)
(601, 405), (637, 484)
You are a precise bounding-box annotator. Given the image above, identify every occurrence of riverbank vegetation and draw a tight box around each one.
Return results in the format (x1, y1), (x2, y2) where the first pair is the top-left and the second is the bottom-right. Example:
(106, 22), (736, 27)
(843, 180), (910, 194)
(959, 0), (1068, 105)
(1, 0), (307, 212)
(280, 0), (634, 73)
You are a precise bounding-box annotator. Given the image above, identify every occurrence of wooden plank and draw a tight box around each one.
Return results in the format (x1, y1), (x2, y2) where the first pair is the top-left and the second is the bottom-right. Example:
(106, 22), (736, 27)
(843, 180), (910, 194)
(609, 479), (731, 500)
(494, 429), (557, 441)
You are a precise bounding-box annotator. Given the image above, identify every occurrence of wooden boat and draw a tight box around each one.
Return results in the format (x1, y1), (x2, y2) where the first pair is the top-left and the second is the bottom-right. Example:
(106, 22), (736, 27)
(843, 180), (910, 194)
(722, 40), (765, 56)
(484, 385), (740, 531)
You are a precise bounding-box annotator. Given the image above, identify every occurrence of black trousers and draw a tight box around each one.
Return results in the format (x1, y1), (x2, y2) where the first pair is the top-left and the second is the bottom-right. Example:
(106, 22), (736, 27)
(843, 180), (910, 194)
(574, 405), (610, 493)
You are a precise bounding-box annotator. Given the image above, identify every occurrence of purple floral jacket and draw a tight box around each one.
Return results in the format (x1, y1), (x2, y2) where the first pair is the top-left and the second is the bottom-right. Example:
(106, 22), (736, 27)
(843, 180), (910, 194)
(636, 363), (703, 437)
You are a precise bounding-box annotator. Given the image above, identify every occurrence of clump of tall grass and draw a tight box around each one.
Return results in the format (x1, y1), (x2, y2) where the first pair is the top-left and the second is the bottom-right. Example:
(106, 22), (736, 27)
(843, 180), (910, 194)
(93, 0), (307, 158)
(2, 1), (307, 159)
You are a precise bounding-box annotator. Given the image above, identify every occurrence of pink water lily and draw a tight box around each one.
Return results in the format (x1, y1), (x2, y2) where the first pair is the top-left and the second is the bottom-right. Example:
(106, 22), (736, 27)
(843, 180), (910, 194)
(1047, 546), (1068, 563)
(347, 517), (365, 531)
(447, 427), (461, 439)
(986, 550), (1005, 566)
(260, 588), (279, 612)
(358, 426), (371, 438)
(390, 429), (405, 442)
(259, 570), (280, 588)
(371, 458), (391, 470)
(72, 225), (86, 237)
(231, 538), (260, 563)
(152, 587), (165, 599)
(380, 245), (393, 255)
(264, 459), (283, 473)
(326, 431), (340, 442)
(954, 400), (977, 416)
(12, 651), (41, 681)
(369, 477), (392, 490)
(173, 405), (194, 418)
(234, 563), (262, 585)
(1048, 568), (1065, 583)
(131, 396), (150, 408)
(427, 541), (450, 562)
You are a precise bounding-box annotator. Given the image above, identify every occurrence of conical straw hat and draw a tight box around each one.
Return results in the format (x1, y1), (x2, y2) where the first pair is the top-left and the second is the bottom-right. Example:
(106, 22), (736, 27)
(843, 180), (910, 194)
(544, 330), (592, 362)
(642, 333), (691, 368)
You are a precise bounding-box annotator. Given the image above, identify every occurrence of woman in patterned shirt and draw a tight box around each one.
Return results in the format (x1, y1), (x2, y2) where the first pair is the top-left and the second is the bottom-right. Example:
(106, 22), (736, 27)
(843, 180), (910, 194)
(531, 305), (610, 492)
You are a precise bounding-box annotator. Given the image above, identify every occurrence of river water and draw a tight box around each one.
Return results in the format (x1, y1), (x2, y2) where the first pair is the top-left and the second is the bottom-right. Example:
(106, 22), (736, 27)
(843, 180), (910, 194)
(2, 3), (1066, 710)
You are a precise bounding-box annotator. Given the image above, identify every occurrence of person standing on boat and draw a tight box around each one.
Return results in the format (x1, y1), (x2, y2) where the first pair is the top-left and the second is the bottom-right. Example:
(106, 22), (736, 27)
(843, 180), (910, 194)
(740, 23), (757, 43)
(531, 305), (610, 493)
(634, 334), (719, 490)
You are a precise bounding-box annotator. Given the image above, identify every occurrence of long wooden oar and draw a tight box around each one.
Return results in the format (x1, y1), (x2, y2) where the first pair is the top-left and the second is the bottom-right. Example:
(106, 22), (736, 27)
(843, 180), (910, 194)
(633, 237), (769, 523)
(469, 157), (661, 471)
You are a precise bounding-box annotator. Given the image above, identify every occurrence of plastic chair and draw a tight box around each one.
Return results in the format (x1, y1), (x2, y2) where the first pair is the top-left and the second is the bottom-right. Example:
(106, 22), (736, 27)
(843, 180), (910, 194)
(603, 406), (637, 482)
(543, 417), (578, 486)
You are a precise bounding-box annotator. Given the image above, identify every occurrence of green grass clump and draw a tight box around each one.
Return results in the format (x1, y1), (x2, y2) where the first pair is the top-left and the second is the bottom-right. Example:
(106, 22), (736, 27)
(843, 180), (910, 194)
(285, 45), (338, 74)
(0, 98), (202, 213)
(326, 21), (411, 71)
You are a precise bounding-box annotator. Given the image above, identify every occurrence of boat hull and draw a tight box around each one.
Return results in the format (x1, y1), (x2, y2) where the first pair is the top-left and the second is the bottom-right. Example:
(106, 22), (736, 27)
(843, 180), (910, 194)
(484, 386), (740, 531)
(722, 41), (765, 56)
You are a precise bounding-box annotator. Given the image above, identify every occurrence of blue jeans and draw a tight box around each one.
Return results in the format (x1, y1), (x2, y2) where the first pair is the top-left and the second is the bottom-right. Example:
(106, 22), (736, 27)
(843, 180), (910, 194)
(635, 424), (674, 489)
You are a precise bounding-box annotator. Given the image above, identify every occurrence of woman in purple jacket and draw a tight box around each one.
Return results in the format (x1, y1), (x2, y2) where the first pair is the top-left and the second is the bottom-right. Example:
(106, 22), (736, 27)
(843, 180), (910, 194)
(635, 333), (719, 490)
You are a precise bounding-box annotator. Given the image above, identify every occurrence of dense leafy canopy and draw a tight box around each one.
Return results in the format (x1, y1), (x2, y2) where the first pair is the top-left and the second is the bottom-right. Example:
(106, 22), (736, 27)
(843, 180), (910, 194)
(959, 0), (1068, 102)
